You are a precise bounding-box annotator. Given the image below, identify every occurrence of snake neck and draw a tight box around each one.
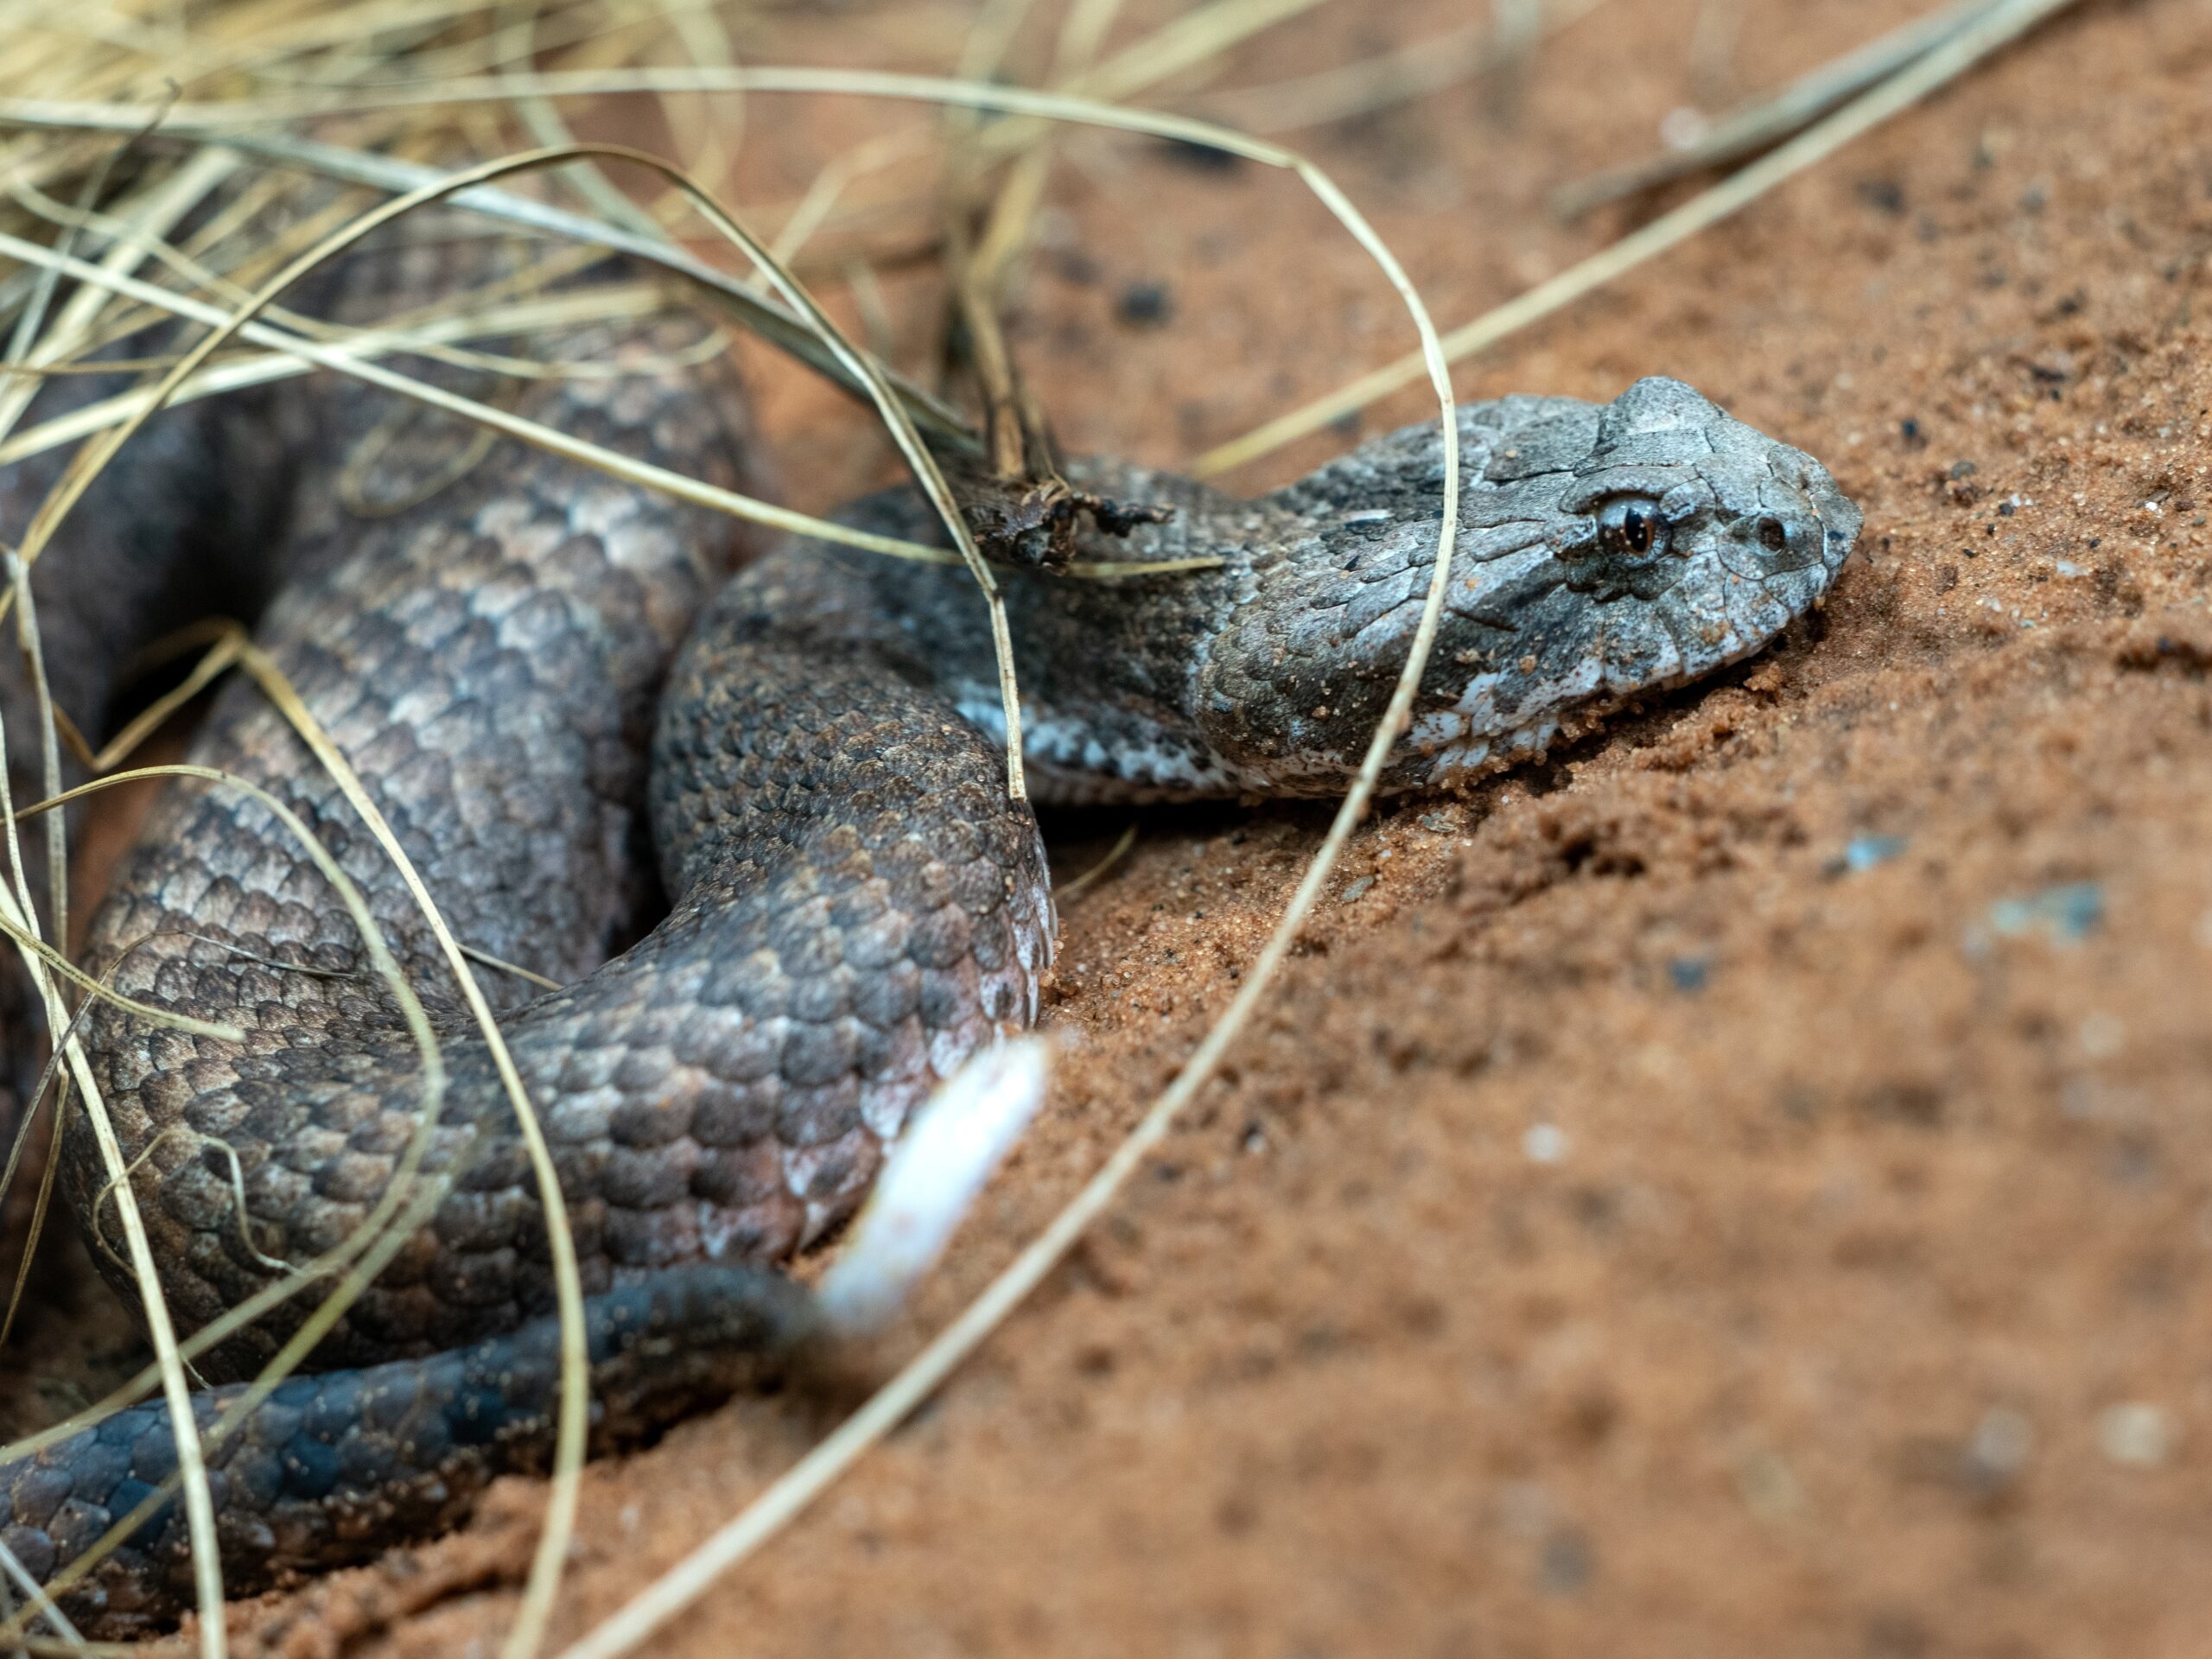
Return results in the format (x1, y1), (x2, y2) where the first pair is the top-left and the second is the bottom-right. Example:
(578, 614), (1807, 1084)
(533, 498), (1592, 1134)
(771, 381), (1859, 804)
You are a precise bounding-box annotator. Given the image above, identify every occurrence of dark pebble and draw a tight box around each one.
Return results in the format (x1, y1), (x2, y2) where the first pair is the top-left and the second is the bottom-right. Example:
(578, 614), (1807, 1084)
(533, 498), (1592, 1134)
(1116, 281), (1174, 326)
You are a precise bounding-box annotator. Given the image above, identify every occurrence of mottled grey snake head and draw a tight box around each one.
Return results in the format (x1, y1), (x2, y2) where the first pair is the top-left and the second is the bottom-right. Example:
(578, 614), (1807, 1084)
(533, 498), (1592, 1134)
(1202, 375), (1862, 794)
(1538, 377), (1854, 605)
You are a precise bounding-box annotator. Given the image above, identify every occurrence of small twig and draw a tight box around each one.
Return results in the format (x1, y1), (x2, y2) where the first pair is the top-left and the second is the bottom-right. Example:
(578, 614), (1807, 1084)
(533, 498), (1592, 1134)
(944, 209), (1038, 486)
(1550, 0), (2004, 219)
(942, 0), (1125, 514)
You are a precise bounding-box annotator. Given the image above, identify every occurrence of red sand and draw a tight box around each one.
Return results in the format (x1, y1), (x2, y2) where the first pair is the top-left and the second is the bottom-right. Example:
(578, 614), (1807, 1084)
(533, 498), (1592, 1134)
(14, 2), (2212, 1654)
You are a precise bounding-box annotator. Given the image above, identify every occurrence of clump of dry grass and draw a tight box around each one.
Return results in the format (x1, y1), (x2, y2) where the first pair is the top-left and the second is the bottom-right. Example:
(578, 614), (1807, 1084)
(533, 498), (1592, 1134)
(0, 1), (2088, 1654)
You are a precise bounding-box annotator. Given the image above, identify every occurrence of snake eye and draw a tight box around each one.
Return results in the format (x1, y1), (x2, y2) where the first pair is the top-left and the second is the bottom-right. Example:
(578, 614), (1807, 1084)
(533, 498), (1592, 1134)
(1596, 496), (1669, 559)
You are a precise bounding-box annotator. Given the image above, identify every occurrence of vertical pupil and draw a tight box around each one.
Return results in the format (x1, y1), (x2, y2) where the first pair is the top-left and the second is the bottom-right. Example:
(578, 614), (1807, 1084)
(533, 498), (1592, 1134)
(1622, 506), (1653, 553)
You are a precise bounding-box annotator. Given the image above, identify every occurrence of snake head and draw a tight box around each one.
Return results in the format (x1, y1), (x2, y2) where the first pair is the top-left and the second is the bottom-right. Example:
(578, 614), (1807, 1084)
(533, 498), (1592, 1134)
(1540, 377), (1854, 601)
(1200, 376), (1861, 792)
(1394, 375), (1860, 784)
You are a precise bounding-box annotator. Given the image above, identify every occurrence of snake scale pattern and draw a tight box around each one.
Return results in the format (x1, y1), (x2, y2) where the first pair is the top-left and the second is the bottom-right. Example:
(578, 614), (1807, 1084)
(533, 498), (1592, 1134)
(0, 220), (1859, 1635)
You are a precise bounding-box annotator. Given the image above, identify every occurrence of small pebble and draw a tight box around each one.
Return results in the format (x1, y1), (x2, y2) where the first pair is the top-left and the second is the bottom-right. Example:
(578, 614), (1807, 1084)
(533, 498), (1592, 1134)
(1859, 178), (1907, 216)
(1844, 834), (1908, 873)
(1523, 1123), (1570, 1165)
(1667, 956), (1711, 993)
(1538, 1527), (1594, 1595)
(2098, 1402), (2173, 1466)
(1339, 874), (1376, 904)
(2078, 1012), (2125, 1058)
(1116, 281), (1173, 326)
(1659, 106), (1710, 150)
(1985, 881), (2104, 945)
(1052, 247), (1102, 285)
(1962, 1407), (2033, 1496)
(1733, 1444), (1802, 1520)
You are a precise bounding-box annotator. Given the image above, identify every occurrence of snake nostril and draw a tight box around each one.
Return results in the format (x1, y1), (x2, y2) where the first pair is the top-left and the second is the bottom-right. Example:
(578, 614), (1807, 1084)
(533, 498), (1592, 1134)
(1756, 517), (1790, 553)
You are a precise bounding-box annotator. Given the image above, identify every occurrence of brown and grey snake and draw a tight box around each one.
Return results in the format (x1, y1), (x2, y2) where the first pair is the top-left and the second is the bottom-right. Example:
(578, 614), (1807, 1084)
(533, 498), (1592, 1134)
(0, 215), (1859, 1635)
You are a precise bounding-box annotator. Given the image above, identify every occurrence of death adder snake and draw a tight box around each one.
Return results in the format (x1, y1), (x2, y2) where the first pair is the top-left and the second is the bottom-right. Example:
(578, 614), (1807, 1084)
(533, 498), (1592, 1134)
(0, 219), (1858, 1634)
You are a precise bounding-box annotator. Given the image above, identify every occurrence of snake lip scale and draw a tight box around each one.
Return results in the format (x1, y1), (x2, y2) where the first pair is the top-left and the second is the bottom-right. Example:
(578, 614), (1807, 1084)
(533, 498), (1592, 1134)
(0, 230), (1859, 1636)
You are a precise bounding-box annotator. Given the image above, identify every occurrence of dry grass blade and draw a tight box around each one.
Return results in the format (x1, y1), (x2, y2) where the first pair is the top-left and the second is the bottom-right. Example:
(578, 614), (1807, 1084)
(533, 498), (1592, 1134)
(0, 145), (240, 449)
(195, 130), (980, 448)
(0, 227), (1218, 584)
(0, 118), (982, 449)
(1202, 0), (1608, 134)
(552, 85), (1465, 1659)
(1052, 0), (1331, 110)
(0, 1014), (70, 1350)
(0, 285), (690, 467)
(0, 1532), (79, 1649)
(1052, 822), (1138, 905)
(4, 552), (68, 978)
(752, 0), (1334, 271)
(6, 179), (730, 389)
(495, 7), (668, 240)
(1, 69), (1287, 149)
(762, 130), (923, 268)
(1192, 0), (2088, 476)
(86, 1128), (289, 1280)
(461, 942), (563, 991)
(0, 226), (957, 568)
(0, 906), (243, 1041)
(78, 623), (244, 777)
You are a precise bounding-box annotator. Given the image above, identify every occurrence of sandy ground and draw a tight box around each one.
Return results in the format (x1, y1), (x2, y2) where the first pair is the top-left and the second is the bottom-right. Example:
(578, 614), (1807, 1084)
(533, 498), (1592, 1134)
(10, 0), (2212, 1653)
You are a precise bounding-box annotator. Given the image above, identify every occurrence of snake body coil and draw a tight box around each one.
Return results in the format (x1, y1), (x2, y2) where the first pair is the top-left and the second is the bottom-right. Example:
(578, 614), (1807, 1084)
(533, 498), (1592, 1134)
(0, 228), (1858, 1634)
